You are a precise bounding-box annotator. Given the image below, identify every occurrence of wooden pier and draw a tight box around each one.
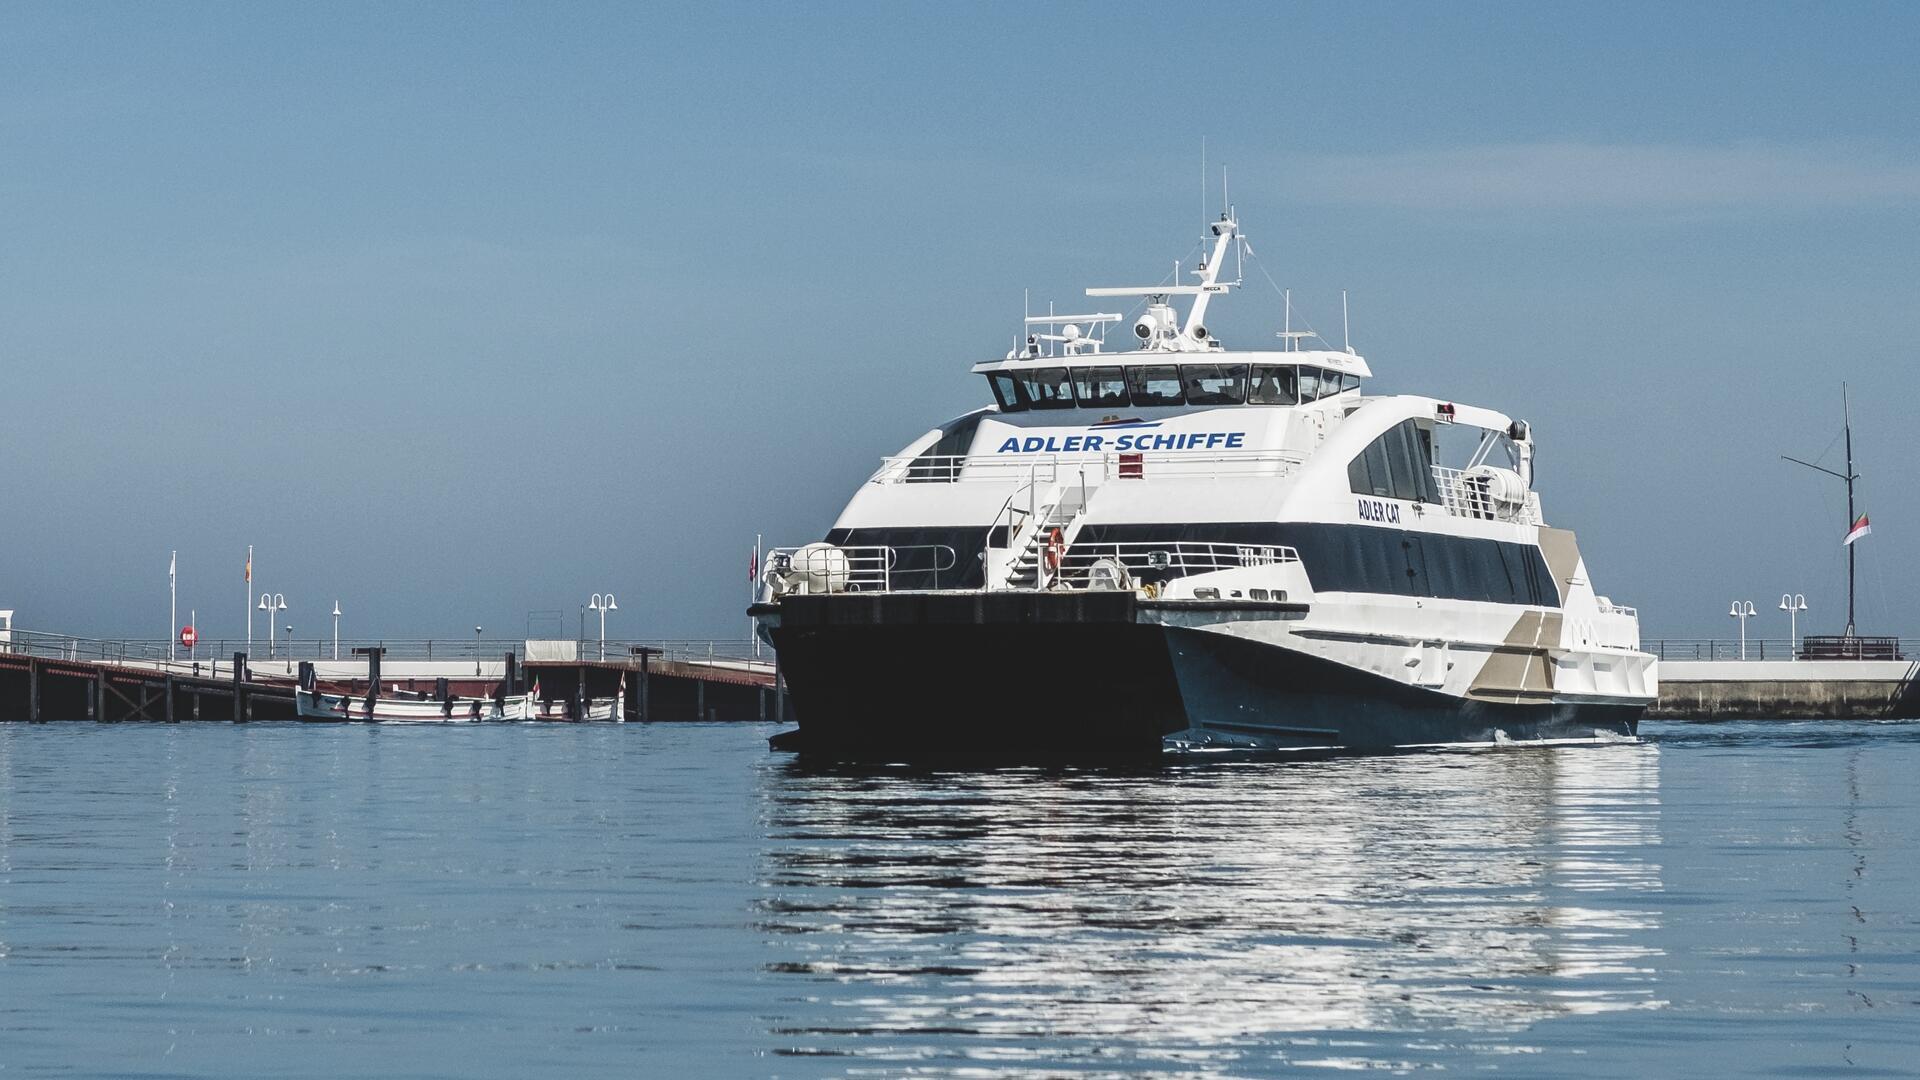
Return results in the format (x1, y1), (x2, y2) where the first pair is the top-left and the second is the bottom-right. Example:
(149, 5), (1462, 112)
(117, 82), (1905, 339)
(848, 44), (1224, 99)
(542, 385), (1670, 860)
(0, 637), (782, 723)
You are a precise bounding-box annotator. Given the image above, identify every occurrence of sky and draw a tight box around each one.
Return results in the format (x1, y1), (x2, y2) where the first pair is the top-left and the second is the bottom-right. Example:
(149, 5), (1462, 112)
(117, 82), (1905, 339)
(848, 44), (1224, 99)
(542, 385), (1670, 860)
(3, 2), (1918, 645)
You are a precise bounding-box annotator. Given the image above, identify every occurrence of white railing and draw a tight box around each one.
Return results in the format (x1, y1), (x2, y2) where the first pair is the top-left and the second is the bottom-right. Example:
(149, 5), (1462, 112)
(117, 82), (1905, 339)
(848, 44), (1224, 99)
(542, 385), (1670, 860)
(1057, 541), (1300, 586)
(875, 455), (1062, 484)
(1430, 466), (1540, 525)
(872, 449), (1303, 485)
(764, 544), (960, 595)
(1430, 466), (1487, 519)
(1598, 601), (1638, 618)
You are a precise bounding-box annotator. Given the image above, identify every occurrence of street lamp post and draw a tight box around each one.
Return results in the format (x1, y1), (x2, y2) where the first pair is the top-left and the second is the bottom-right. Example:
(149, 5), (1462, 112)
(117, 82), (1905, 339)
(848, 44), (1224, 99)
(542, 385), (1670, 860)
(284, 624), (293, 673)
(588, 593), (618, 661)
(1729, 599), (1758, 660)
(475, 626), (483, 676)
(1779, 593), (1807, 658)
(257, 593), (287, 658)
(332, 601), (342, 660)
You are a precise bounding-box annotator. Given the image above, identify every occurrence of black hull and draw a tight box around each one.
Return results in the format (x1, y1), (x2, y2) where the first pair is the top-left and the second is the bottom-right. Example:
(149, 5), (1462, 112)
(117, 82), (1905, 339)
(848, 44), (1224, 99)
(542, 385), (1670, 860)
(765, 592), (1184, 758)
(760, 593), (1644, 760)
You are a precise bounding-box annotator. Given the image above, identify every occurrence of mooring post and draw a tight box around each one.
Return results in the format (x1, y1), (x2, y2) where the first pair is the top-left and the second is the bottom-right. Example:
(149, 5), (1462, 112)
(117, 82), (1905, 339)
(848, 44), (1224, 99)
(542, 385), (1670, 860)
(696, 678), (705, 723)
(192, 686), (201, 721)
(504, 652), (518, 695)
(574, 665), (585, 722)
(164, 675), (176, 723)
(627, 646), (659, 723)
(28, 660), (40, 722)
(232, 652), (245, 721)
(87, 672), (98, 720)
(353, 647), (384, 721)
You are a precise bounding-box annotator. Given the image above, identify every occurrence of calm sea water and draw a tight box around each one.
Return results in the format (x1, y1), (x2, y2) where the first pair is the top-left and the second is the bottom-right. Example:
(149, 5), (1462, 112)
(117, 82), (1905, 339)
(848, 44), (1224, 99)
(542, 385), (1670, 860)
(0, 720), (1916, 1078)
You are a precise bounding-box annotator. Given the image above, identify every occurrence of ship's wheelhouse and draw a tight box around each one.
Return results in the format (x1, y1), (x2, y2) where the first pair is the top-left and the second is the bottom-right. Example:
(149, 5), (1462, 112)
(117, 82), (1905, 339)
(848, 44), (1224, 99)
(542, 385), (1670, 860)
(985, 357), (1364, 414)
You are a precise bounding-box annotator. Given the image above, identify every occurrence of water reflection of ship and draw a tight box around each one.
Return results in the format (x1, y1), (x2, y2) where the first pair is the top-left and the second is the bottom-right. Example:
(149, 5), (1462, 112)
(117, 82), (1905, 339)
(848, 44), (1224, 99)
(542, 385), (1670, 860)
(759, 745), (1664, 1068)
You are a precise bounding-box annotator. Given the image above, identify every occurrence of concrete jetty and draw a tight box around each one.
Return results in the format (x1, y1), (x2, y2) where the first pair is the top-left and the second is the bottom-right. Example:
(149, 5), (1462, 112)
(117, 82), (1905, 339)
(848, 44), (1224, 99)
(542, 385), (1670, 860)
(1653, 659), (1920, 720)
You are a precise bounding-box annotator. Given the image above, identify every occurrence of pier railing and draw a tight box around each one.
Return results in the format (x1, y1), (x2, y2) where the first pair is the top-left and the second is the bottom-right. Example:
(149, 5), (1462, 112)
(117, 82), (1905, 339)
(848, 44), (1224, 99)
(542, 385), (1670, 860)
(1644, 638), (1918, 662)
(0, 629), (768, 674)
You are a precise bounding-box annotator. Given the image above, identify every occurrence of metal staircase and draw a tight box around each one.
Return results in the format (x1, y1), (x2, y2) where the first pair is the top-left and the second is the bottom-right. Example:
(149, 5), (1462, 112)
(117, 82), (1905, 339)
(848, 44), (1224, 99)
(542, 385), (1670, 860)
(1005, 490), (1088, 589)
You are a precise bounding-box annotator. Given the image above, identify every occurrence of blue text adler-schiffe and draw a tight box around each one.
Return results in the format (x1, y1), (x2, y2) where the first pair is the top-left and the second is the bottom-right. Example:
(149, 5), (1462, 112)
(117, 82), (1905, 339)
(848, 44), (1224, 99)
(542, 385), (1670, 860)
(996, 431), (1248, 454)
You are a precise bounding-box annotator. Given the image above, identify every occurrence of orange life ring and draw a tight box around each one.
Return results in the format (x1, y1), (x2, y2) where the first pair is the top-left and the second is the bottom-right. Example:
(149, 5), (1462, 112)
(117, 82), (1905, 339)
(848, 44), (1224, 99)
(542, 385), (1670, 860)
(1043, 528), (1065, 572)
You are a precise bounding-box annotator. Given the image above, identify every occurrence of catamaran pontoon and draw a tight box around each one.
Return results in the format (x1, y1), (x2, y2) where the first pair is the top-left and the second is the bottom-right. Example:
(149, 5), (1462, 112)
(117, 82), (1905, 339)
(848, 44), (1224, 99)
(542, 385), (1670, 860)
(752, 206), (1655, 756)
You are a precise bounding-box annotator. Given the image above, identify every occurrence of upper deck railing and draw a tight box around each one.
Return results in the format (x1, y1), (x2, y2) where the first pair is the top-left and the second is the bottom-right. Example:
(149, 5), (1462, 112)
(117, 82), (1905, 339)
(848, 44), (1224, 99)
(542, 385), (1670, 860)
(872, 449), (1306, 485)
(873, 452), (1543, 525)
(1430, 466), (1541, 526)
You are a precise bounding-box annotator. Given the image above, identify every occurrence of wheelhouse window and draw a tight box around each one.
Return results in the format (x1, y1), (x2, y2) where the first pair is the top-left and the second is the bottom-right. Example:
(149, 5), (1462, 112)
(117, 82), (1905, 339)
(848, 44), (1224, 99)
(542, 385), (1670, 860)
(1072, 367), (1130, 408)
(1301, 368), (1335, 402)
(1016, 367), (1076, 410)
(1248, 365), (1298, 405)
(987, 372), (1025, 412)
(1181, 364), (1248, 405)
(1348, 419), (1442, 503)
(1126, 365), (1184, 406)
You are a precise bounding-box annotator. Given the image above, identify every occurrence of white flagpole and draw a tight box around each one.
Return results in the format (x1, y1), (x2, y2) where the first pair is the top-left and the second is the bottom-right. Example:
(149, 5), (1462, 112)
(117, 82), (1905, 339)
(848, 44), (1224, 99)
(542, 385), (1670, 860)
(246, 544), (254, 656)
(190, 608), (196, 663)
(752, 534), (762, 659)
(169, 550), (177, 661)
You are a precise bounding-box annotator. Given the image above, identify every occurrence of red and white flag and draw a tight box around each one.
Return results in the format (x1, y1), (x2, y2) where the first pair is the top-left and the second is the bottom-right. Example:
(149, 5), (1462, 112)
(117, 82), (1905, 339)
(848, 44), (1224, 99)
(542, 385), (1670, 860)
(1844, 513), (1871, 546)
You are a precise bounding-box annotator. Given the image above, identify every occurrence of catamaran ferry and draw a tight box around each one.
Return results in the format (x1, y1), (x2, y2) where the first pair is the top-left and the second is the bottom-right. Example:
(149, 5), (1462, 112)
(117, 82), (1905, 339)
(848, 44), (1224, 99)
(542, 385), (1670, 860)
(752, 207), (1656, 756)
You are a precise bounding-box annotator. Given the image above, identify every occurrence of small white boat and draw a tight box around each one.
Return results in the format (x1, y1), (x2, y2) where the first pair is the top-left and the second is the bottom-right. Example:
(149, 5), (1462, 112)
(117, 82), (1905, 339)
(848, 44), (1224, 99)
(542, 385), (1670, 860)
(517, 690), (625, 722)
(296, 687), (534, 723)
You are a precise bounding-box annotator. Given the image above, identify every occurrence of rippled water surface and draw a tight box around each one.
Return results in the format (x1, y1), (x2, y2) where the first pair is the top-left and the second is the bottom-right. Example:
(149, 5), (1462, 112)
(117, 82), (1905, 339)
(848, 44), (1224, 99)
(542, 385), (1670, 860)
(1, 721), (1916, 1077)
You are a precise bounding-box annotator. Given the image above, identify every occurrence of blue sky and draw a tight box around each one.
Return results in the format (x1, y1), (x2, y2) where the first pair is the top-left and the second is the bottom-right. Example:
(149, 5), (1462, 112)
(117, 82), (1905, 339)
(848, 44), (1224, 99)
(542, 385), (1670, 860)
(3, 3), (1918, 643)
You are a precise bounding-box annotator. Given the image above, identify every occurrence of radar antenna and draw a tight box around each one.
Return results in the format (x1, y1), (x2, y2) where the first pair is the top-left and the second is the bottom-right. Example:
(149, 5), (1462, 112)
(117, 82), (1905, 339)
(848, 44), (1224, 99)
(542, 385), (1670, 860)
(1085, 208), (1240, 352)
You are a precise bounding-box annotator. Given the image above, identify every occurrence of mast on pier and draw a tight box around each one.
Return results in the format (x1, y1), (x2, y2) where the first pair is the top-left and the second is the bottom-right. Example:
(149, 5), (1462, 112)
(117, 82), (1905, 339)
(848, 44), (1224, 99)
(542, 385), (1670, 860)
(1783, 384), (1861, 637)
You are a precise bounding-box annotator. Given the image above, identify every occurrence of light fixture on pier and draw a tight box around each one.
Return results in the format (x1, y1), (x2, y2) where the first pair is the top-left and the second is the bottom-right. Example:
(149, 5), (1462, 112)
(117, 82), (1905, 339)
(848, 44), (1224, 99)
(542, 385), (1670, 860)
(1779, 594), (1807, 658)
(257, 593), (287, 658)
(588, 594), (619, 661)
(1728, 599), (1758, 660)
(332, 601), (342, 661)
(475, 625), (484, 676)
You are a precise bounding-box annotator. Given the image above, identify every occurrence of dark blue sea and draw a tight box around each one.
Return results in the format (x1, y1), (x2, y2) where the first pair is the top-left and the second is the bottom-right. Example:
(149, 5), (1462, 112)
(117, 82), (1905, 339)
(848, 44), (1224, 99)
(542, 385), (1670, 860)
(1, 720), (1915, 1077)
